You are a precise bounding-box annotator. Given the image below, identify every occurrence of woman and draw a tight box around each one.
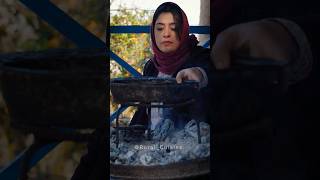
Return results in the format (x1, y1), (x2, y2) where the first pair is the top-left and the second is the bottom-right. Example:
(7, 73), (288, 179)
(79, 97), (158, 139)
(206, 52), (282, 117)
(129, 2), (213, 134)
(72, 2), (213, 179)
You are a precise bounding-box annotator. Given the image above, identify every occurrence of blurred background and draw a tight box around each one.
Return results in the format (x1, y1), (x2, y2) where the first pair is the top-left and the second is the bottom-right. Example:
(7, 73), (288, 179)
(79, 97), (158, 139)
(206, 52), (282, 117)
(0, 0), (105, 179)
(110, 0), (209, 125)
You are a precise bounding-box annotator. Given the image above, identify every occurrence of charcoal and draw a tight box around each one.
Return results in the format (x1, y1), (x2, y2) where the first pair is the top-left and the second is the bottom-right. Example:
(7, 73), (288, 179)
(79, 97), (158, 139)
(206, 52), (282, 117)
(201, 136), (210, 144)
(110, 127), (115, 136)
(110, 151), (119, 161)
(114, 159), (122, 164)
(125, 150), (137, 164)
(151, 118), (175, 141)
(110, 119), (211, 166)
(184, 119), (199, 138)
(170, 151), (184, 162)
(191, 144), (210, 158)
(140, 152), (153, 165)
(199, 122), (210, 136)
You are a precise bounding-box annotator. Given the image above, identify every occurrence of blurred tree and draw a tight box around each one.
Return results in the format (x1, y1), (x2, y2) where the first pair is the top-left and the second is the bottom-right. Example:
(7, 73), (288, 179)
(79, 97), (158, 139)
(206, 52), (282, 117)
(110, 7), (153, 118)
(0, 0), (105, 52)
(110, 7), (152, 78)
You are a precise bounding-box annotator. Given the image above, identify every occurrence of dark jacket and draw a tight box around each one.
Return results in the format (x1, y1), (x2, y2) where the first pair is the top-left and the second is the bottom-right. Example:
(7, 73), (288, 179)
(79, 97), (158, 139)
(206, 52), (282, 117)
(130, 46), (214, 127)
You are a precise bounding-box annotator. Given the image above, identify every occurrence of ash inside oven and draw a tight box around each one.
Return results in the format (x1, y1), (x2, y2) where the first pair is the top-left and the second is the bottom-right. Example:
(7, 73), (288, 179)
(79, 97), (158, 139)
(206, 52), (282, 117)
(110, 119), (210, 166)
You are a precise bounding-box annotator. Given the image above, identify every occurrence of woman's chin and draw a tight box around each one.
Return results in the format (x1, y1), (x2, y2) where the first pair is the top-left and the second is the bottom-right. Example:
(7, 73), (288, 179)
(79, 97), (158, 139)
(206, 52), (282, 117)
(160, 47), (177, 53)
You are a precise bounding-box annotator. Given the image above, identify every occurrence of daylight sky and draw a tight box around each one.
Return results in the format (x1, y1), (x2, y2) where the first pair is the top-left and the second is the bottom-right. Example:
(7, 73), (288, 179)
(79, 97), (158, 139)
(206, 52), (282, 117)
(110, 0), (201, 25)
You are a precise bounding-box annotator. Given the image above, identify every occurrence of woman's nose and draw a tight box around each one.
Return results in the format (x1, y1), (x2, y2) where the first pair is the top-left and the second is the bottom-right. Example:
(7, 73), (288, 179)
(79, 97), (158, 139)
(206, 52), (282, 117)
(163, 27), (171, 37)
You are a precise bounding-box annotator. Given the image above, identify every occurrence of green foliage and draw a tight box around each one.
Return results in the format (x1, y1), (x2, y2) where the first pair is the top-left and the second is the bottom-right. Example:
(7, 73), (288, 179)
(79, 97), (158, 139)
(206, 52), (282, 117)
(110, 8), (153, 117)
(0, 0), (105, 52)
(110, 7), (153, 78)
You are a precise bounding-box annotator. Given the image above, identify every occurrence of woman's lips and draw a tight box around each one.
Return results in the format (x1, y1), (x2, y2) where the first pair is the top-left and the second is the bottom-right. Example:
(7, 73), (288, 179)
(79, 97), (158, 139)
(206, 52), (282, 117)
(162, 41), (173, 46)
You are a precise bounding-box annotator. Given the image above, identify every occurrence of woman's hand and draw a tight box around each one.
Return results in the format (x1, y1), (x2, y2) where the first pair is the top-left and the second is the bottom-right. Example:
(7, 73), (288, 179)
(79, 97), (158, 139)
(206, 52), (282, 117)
(211, 20), (298, 69)
(176, 67), (204, 83)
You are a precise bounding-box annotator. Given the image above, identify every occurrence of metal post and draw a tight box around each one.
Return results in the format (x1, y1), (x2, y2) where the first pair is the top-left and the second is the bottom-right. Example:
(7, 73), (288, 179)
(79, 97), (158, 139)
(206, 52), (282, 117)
(116, 105), (121, 148)
(147, 104), (152, 140)
(197, 119), (201, 144)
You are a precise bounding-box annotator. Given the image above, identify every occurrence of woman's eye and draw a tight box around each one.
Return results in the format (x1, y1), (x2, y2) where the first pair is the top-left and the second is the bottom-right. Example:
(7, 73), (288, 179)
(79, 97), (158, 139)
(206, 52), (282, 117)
(156, 28), (163, 31)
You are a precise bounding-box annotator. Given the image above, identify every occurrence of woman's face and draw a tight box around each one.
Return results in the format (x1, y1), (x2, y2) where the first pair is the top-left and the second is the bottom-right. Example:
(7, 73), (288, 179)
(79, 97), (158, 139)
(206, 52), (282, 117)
(154, 12), (181, 53)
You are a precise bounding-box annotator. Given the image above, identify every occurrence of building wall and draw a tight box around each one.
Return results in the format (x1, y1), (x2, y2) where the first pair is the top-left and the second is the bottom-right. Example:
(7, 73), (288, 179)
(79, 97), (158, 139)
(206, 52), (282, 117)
(199, 0), (210, 45)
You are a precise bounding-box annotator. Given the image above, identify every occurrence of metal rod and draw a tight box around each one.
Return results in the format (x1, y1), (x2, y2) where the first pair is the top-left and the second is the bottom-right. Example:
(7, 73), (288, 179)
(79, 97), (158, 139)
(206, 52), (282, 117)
(110, 25), (210, 34)
(147, 105), (152, 140)
(20, 0), (105, 48)
(19, 137), (46, 180)
(116, 105), (120, 148)
(197, 119), (201, 144)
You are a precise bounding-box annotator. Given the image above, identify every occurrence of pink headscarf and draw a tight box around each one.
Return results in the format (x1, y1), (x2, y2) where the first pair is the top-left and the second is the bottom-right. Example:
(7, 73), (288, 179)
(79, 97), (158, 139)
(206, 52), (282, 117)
(150, 2), (199, 75)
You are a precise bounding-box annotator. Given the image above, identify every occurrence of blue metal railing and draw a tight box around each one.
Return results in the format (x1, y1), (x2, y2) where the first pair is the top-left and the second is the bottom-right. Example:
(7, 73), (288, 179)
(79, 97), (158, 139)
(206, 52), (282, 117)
(110, 51), (142, 77)
(110, 25), (210, 122)
(110, 25), (210, 34)
(110, 25), (210, 77)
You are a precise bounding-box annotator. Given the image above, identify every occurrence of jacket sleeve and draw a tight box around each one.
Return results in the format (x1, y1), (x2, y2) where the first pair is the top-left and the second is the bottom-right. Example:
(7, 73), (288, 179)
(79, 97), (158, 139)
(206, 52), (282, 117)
(178, 46), (216, 90)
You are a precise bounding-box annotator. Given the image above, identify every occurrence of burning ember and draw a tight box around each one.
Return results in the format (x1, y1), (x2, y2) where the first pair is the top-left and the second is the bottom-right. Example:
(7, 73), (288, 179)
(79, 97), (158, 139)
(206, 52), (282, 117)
(110, 119), (210, 166)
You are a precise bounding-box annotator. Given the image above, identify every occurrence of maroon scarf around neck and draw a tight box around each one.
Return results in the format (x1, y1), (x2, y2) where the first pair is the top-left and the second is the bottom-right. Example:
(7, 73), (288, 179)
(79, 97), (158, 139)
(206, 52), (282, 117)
(150, 3), (199, 75)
